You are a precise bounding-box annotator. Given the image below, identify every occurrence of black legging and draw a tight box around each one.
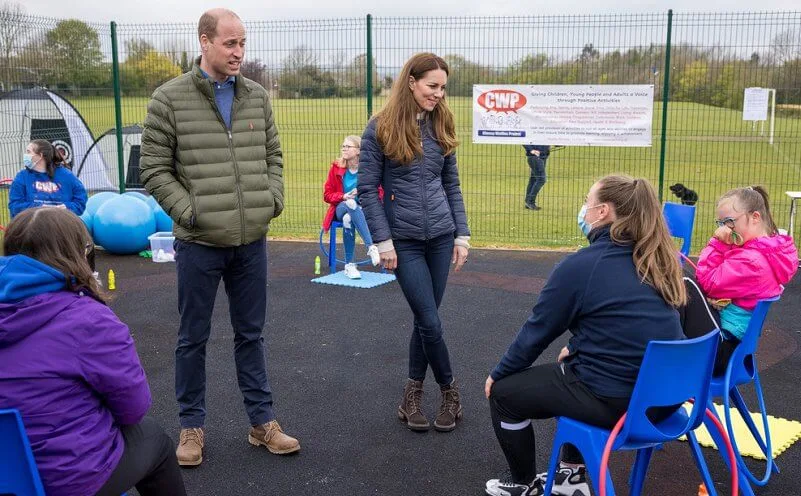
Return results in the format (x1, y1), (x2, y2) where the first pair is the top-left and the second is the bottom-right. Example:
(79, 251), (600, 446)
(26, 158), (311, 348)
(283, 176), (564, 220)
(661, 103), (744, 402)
(678, 277), (739, 376)
(95, 417), (187, 496)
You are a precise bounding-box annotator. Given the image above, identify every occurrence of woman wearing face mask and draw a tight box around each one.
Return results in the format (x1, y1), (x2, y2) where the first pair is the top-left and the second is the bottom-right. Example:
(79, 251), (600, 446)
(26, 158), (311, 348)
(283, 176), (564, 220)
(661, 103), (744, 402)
(322, 135), (381, 279)
(359, 52), (470, 433)
(483, 175), (686, 496)
(9, 139), (87, 218)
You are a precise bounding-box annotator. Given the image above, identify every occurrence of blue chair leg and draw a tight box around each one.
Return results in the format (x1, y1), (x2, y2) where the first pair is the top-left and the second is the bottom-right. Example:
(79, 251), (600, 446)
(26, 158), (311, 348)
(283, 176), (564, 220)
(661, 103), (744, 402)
(628, 447), (654, 496)
(543, 439), (563, 496)
(686, 430), (719, 496)
(729, 388), (779, 475)
(545, 422), (614, 496)
(328, 226), (337, 274)
(703, 402), (756, 496)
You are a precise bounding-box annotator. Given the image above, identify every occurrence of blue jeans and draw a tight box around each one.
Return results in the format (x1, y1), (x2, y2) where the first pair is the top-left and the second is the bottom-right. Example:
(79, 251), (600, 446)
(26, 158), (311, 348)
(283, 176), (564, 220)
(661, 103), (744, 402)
(525, 156), (547, 206)
(336, 202), (374, 263)
(174, 238), (274, 428)
(393, 234), (455, 385)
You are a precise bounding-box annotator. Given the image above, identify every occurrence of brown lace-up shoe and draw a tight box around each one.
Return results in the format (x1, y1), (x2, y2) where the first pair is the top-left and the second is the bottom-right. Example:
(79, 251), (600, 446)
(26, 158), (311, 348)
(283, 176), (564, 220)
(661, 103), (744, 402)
(248, 420), (300, 455)
(398, 379), (430, 431)
(434, 380), (462, 432)
(176, 427), (204, 466)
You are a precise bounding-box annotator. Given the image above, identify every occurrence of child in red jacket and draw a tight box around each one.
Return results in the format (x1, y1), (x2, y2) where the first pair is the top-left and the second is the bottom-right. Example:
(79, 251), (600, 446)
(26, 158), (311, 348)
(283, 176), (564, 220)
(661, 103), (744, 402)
(322, 135), (381, 278)
(680, 186), (798, 374)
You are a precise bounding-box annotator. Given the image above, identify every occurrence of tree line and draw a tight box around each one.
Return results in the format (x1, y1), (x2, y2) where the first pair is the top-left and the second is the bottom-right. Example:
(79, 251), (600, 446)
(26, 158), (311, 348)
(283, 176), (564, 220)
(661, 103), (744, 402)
(1, 6), (799, 110)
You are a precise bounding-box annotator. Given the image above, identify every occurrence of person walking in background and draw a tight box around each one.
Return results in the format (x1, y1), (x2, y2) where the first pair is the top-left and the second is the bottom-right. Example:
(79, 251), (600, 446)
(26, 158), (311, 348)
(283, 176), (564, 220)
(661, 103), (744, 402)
(0, 208), (186, 496)
(359, 52), (470, 433)
(9, 139), (87, 217)
(523, 145), (550, 211)
(322, 134), (381, 279)
(140, 7), (298, 467)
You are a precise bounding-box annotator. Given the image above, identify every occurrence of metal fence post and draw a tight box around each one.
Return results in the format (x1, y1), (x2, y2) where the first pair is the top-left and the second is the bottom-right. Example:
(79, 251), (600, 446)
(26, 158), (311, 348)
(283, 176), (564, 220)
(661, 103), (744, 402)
(657, 9), (673, 202)
(110, 21), (125, 193)
(366, 14), (373, 119)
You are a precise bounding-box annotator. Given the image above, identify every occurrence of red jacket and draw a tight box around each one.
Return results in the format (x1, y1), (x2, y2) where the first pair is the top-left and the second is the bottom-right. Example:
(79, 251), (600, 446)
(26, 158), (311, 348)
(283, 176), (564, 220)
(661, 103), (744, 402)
(322, 161), (382, 231)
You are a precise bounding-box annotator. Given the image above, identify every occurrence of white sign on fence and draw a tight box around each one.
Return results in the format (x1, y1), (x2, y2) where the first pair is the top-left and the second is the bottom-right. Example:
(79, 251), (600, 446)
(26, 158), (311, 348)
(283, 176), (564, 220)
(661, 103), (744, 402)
(743, 87), (769, 121)
(472, 84), (654, 146)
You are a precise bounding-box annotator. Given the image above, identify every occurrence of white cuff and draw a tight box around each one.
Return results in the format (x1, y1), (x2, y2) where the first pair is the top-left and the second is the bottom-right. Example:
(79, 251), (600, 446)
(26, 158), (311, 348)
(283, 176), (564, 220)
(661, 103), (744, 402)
(377, 239), (395, 253)
(454, 236), (471, 249)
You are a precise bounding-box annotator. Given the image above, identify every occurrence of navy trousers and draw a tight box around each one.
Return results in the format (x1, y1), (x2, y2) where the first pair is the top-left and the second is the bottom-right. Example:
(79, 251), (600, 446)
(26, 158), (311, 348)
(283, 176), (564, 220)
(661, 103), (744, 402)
(174, 237), (275, 428)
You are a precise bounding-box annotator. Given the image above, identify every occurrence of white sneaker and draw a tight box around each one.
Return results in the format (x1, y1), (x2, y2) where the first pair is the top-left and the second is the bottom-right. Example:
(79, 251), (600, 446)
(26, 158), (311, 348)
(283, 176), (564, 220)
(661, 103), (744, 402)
(367, 245), (380, 266)
(343, 263), (361, 279)
(342, 213), (352, 229)
(535, 466), (590, 496)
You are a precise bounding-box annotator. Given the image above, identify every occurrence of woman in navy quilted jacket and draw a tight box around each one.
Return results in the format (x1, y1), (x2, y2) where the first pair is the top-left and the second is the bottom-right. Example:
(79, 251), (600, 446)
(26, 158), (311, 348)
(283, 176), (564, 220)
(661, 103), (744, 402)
(359, 52), (470, 433)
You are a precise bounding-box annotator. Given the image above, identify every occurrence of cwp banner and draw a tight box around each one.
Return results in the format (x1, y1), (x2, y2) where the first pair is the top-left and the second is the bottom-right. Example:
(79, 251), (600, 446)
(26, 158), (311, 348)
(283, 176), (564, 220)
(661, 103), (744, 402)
(472, 84), (654, 147)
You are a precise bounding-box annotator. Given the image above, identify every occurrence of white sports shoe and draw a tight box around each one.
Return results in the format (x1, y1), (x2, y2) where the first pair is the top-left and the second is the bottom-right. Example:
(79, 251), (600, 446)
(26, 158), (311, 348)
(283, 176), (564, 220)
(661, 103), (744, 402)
(344, 263), (361, 279)
(367, 245), (380, 266)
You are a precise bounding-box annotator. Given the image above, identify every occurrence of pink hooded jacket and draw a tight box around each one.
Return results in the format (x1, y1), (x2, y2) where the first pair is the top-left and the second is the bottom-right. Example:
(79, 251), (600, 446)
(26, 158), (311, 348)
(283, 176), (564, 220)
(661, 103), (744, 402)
(696, 234), (798, 310)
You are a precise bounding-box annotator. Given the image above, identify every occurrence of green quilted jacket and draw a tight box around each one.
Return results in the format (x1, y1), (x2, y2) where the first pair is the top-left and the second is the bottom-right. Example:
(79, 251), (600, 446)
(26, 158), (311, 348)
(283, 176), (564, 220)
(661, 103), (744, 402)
(140, 60), (284, 247)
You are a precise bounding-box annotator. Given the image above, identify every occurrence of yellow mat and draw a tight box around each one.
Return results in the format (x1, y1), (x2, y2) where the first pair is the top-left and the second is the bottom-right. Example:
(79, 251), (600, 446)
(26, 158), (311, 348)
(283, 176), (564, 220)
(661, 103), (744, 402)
(680, 403), (801, 460)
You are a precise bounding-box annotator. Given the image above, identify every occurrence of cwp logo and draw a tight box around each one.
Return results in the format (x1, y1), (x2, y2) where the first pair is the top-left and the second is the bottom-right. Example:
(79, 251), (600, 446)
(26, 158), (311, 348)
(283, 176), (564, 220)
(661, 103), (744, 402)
(477, 90), (527, 113)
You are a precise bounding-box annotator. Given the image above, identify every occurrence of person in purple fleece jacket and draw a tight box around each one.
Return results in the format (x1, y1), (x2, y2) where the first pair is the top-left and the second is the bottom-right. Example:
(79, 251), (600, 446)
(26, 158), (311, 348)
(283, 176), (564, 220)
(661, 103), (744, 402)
(0, 208), (186, 496)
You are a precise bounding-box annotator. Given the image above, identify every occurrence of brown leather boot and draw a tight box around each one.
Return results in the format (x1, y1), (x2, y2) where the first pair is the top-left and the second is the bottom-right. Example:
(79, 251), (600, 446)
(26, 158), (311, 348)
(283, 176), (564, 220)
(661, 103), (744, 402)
(248, 420), (300, 455)
(176, 427), (204, 466)
(434, 380), (462, 432)
(397, 379), (430, 431)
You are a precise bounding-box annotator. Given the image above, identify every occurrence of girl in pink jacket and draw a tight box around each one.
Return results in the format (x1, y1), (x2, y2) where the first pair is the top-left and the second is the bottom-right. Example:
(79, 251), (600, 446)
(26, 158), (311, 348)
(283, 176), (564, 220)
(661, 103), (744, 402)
(681, 186), (798, 375)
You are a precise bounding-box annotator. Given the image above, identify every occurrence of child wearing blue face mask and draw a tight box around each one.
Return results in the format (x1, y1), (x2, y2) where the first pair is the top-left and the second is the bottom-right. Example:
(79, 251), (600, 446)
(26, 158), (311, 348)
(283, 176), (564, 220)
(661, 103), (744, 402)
(485, 176), (686, 496)
(10, 139), (87, 218)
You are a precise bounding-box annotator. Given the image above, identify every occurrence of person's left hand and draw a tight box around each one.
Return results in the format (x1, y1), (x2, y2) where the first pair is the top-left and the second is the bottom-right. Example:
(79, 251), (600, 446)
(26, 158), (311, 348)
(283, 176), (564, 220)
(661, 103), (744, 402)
(557, 346), (570, 362)
(484, 375), (494, 399)
(452, 245), (468, 271)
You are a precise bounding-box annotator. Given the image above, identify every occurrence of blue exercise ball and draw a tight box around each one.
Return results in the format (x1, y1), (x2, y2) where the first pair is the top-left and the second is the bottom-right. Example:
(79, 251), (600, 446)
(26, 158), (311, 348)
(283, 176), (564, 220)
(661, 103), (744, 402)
(93, 195), (156, 254)
(145, 195), (161, 212)
(124, 191), (149, 203)
(85, 191), (119, 217)
(79, 211), (93, 236)
(154, 205), (173, 232)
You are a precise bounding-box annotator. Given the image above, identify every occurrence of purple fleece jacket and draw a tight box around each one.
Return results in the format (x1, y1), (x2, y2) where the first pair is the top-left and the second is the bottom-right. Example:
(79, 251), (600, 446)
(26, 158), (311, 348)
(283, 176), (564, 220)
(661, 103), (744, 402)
(0, 255), (151, 496)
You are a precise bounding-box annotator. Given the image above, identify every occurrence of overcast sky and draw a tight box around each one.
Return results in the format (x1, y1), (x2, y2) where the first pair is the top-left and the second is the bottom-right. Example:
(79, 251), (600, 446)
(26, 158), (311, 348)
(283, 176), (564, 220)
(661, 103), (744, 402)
(24, 0), (801, 24)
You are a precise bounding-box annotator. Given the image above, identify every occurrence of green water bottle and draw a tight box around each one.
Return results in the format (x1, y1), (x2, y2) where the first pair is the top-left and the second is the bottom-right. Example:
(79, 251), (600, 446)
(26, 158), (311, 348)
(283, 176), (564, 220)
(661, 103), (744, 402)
(314, 255), (321, 275)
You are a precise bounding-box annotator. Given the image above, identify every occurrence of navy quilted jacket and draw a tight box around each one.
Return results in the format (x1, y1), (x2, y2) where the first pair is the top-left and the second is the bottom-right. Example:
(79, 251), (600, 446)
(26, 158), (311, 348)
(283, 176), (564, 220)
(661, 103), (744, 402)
(358, 117), (470, 243)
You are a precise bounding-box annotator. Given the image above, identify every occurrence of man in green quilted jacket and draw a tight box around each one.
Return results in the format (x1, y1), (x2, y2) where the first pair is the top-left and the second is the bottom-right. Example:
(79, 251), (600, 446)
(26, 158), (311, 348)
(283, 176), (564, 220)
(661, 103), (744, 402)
(140, 7), (299, 467)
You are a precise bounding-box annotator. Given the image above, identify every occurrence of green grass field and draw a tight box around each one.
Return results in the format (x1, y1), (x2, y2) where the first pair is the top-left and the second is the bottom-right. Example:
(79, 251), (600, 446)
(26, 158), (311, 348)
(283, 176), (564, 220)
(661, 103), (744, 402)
(54, 96), (801, 252)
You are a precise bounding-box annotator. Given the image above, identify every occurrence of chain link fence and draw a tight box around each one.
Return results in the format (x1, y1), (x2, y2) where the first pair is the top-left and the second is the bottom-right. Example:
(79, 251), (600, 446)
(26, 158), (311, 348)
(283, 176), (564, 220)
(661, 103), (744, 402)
(1, 10), (799, 252)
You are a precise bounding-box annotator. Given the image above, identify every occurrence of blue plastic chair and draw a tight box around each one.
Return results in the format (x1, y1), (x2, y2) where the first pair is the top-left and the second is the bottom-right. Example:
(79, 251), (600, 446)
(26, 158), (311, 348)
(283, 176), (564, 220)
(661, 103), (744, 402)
(319, 220), (382, 275)
(0, 408), (46, 496)
(701, 297), (779, 496)
(326, 220), (345, 274)
(543, 331), (719, 496)
(663, 202), (696, 259)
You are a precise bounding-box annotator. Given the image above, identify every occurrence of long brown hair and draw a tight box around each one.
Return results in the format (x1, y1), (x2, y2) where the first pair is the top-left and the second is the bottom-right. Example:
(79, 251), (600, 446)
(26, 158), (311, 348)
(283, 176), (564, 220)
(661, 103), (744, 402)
(375, 52), (458, 164)
(3, 208), (106, 303)
(596, 175), (687, 307)
(719, 186), (778, 235)
(30, 139), (59, 179)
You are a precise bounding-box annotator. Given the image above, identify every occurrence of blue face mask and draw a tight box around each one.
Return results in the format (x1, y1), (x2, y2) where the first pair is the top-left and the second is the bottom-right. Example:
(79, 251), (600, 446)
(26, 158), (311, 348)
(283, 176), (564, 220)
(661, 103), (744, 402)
(577, 204), (601, 237)
(23, 153), (34, 169)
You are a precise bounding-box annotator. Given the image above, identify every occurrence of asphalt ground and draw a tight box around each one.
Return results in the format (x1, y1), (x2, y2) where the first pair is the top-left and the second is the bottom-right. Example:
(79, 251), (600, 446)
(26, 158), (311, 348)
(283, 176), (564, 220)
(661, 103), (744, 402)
(99, 241), (801, 496)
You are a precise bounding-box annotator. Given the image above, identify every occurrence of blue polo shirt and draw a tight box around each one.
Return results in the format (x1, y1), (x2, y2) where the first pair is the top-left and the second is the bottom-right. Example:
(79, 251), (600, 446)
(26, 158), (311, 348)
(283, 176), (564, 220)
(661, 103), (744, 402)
(199, 68), (235, 129)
